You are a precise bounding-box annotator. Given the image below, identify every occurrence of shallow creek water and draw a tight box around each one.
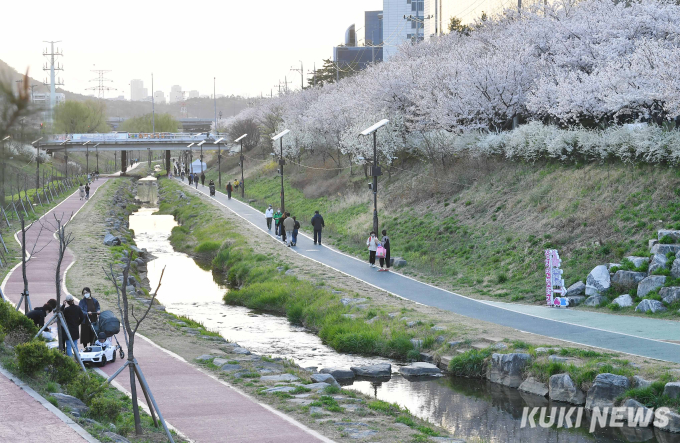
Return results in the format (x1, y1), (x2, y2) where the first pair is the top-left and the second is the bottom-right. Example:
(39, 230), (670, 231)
(129, 207), (678, 443)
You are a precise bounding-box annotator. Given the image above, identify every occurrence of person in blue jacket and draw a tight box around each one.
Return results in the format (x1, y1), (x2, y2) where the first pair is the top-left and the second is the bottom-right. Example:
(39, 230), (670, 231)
(78, 287), (101, 347)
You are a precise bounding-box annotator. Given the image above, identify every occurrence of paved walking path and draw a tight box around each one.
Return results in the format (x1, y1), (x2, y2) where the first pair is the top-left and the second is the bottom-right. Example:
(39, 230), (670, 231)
(1, 175), (327, 443)
(177, 178), (680, 363)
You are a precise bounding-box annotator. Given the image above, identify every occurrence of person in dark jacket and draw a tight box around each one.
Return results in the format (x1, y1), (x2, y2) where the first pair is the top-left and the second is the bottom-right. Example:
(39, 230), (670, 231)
(379, 229), (391, 272)
(201, 172), (206, 186)
(62, 294), (85, 356)
(291, 216), (300, 247)
(78, 287), (101, 347)
(226, 181), (233, 199)
(311, 211), (325, 245)
(188, 173), (193, 185)
(26, 299), (57, 328)
(280, 212), (288, 243)
(84, 183), (90, 199)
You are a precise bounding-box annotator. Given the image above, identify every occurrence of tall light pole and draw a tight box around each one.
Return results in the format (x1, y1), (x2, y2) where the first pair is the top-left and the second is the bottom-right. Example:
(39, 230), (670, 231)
(271, 129), (290, 212)
(214, 137), (224, 187)
(1, 135), (9, 208)
(234, 134), (247, 198)
(32, 137), (43, 190)
(213, 77), (217, 137)
(83, 141), (90, 174)
(360, 119), (389, 234)
(187, 143), (195, 176)
(60, 138), (70, 180)
(151, 73), (155, 133)
(197, 140), (206, 184)
(94, 143), (100, 173)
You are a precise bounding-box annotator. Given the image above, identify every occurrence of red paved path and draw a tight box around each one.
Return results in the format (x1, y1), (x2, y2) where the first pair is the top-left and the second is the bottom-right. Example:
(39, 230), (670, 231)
(2, 176), (327, 443)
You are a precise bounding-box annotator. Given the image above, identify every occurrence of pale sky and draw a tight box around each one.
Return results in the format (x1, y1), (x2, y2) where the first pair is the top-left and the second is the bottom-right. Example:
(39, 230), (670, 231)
(1, 0), (383, 99)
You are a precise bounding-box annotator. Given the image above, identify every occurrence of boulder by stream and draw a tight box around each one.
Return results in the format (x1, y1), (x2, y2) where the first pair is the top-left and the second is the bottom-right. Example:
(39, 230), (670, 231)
(320, 367), (355, 380)
(487, 353), (531, 388)
(585, 373), (630, 410)
(518, 377), (549, 397)
(350, 363), (391, 377)
(399, 362), (441, 377)
(549, 374), (585, 405)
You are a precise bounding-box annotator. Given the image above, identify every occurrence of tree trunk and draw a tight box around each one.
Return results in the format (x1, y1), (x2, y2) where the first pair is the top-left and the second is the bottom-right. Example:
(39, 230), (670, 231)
(20, 216), (29, 314)
(129, 362), (143, 435)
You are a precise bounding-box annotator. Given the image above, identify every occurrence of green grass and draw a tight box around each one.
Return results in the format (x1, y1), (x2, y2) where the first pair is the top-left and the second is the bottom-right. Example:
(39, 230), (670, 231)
(621, 381), (680, 413)
(448, 348), (494, 377)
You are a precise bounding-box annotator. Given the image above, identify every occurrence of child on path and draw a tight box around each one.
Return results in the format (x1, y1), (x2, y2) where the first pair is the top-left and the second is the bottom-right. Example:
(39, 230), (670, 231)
(366, 232), (379, 267)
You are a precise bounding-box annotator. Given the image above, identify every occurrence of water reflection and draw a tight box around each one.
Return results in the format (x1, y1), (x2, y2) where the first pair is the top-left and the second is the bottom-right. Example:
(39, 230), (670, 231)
(129, 207), (679, 443)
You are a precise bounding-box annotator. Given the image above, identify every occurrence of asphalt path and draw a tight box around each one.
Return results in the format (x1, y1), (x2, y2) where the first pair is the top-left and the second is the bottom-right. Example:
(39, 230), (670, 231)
(177, 177), (680, 363)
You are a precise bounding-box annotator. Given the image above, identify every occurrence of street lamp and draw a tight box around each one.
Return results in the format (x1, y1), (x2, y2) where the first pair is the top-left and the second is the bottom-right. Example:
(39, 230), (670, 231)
(271, 129), (290, 212)
(359, 119), (389, 234)
(214, 137), (224, 187)
(187, 143), (195, 176)
(32, 137), (43, 190)
(83, 141), (90, 175)
(60, 138), (71, 179)
(94, 143), (100, 175)
(197, 140), (206, 185)
(234, 134), (247, 198)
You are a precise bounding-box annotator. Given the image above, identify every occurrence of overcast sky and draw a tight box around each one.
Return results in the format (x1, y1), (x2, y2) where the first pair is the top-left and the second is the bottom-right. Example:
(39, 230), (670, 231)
(1, 0), (383, 100)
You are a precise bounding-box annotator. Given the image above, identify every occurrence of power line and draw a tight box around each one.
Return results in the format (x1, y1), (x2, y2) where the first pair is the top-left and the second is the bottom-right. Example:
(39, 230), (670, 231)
(86, 70), (116, 99)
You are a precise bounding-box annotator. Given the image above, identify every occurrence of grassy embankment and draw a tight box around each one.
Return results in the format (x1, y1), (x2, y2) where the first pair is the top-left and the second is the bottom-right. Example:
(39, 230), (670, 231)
(206, 155), (680, 315)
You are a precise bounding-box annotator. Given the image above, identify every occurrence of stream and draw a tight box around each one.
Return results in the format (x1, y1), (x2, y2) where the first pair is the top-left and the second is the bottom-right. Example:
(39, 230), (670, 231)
(130, 207), (679, 443)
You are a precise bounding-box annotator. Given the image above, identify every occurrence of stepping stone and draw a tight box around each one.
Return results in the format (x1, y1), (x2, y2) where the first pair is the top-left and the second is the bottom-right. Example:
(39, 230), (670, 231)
(264, 386), (297, 393)
(261, 374), (299, 382)
(306, 382), (331, 391)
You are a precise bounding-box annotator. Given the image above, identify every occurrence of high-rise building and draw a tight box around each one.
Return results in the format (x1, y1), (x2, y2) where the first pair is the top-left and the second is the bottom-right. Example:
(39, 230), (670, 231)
(189, 90), (199, 99)
(154, 90), (166, 104)
(355, 11), (384, 47)
(383, 0), (423, 60)
(333, 10), (384, 72)
(130, 79), (148, 101)
(170, 85), (183, 103)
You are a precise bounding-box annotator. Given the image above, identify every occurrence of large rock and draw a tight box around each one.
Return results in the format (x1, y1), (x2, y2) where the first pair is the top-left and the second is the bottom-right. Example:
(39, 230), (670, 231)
(487, 353), (531, 388)
(399, 362), (441, 377)
(672, 259), (680, 279)
(612, 271), (647, 289)
(663, 382), (680, 399)
(649, 254), (669, 274)
(585, 373), (631, 410)
(656, 410), (680, 433)
(320, 367), (355, 380)
(586, 265), (611, 296)
(566, 281), (586, 297)
(651, 244), (680, 255)
(625, 256), (650, 269)
(638, 276), (667, 298)
(660, 287), (680, 305)
(624, 398), (655, 425)
(102, 432), (130, 443)
(567, 296), (585, 306)
(350, 363), (391, 377)
(310, 373), (340, 387)
(658, 230), (680, 243)
(392, 257), (407, 267)
(52, 393), (90, 415)
(634, 376), (652, 389)
(260, 373), (299, 382)
(635, 299), (667, 313)
(103, 233), (121, 246)
(519, 377), (549, 397)
(584, 295), (607, 307)
(612, 294), (633, 308)
(549, 374), (586, 405)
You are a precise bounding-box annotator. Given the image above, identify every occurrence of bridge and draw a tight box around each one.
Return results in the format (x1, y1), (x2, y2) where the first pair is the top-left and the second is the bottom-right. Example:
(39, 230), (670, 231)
(107, 118), (216, 132)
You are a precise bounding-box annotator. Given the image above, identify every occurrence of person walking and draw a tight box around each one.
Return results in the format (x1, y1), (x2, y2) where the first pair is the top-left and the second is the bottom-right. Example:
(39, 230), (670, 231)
(280, 212), (288, 243)
(379, 229), (391, 272)
(78, 287), (100, 347)
(78, 184), (85, 200)
(61, 295), (84, 356)
(311, 210), (325, 246)
(283, 212), (295, 246)
(265, 205), (274, 230)
(274, 208), (283, 236)
(26, 299), (57, 328)
(188, 173), (193, 185)
(226, 181), (233, 199)
(84, 182), (90, 200)
(291, 216), (300, 247)
(181, 170), (185, 181)
(201, 172), (206, 186)
(366, 232), (379, 267)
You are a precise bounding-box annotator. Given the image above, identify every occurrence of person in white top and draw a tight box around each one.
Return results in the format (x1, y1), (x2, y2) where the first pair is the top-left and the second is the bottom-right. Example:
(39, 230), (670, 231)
(94, 332), (111, 349)
(265, 205), (274, 231)
(366, 232), (380, 267)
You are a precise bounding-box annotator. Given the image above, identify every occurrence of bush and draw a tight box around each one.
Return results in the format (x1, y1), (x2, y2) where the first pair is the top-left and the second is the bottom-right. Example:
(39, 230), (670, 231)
(49, 349), (80, 385)
(195, 241), (221, 254)
(660, 235), (675, 245)
(0, 300), (38, 336)
(448, 348), (493, 377)
(90, 395), (122, 421)
(66, 373), (105, 404)
(15, 341), (53, 375)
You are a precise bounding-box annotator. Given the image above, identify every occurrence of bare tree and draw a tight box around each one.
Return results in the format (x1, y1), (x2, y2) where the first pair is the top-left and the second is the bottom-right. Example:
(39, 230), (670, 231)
(15, 213), (50, 313)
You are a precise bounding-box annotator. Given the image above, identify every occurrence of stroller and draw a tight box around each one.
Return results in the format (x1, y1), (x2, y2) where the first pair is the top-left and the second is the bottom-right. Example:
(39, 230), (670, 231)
(209, 183), (216, 196)
(80, 310), (125, 366)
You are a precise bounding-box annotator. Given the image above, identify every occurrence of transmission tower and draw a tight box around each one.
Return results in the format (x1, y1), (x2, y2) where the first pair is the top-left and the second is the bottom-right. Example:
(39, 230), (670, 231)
(42, 41), (64, 123)
(87, 70), (116, 98)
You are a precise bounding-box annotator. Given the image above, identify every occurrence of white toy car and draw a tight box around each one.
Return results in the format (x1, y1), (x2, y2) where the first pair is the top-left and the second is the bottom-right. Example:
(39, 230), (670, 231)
(80, 345), (117, 367)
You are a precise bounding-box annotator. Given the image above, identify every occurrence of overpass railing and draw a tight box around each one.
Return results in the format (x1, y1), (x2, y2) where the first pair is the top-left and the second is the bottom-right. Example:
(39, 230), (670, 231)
(48, 133), (209, 143)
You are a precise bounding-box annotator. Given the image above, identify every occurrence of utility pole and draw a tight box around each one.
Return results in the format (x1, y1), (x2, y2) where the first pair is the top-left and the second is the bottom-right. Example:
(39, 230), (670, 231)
(307, 62), (317, 87)
(213, 77), (217, 136)
(152, 73), (155, 133)
(42, 41), (64, 124)
(87, 70), (116, 98)
(290, 61), (304, 90)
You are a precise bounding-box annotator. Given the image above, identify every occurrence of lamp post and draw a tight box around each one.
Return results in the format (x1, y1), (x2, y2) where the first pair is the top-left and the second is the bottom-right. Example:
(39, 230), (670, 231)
(94, 143), (100, 174)
(1, 135), (9, 208)
(32, 137), (43, 190)
(60, 138), (71, 180)
(187, 143), (195, 176)
(83, 141), (90, 175)
(234, 134), (247, 198)
(214, 137), (224, 188)
(197, 140), (206, 185)
(271, 129), (290, 212)
(359, 119), (389, 234)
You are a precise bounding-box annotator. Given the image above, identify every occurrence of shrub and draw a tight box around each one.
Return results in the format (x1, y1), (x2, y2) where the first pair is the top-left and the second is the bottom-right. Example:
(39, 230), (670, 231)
(15, 341), (53, 375)
(195, 241), (221, 254)
(660, 235), (675, 245)
(49, 349), (80, 385)
(66, 373), (106, 404)
(90, 395), (122, 421)
(0, 300), (38, 336)
(448, 348), (493, 377)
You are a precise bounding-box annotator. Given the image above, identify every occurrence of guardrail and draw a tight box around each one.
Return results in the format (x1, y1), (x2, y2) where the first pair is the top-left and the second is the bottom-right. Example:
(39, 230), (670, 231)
(48, 133), (210, 143)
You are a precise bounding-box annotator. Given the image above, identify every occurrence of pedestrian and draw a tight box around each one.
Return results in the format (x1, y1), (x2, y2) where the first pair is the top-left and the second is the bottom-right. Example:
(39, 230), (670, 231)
(283, 212), (295, 246)
(366, 231), (379, 267)
(233, 179), (239, 191)
(274, 208), (282, 236)
(292, 216), (300, 247)
(26, 299), (57, 328)
(181, 170), (185, 181)
(311, 210), (325, 246)
(78, 184), (85, 200)
(195, 173), (198, 189)
(379, 229), (391, 272)
(188, 173), (193, 185)
(265, 204), (273, 230)
(280, 212), (288, 243)
(201, 172), (205, 186)
(61, 294), (84, 356)
(85, 182), (90, 200)
(78, 287), (100, 347)
(226, 181), (233, 199)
